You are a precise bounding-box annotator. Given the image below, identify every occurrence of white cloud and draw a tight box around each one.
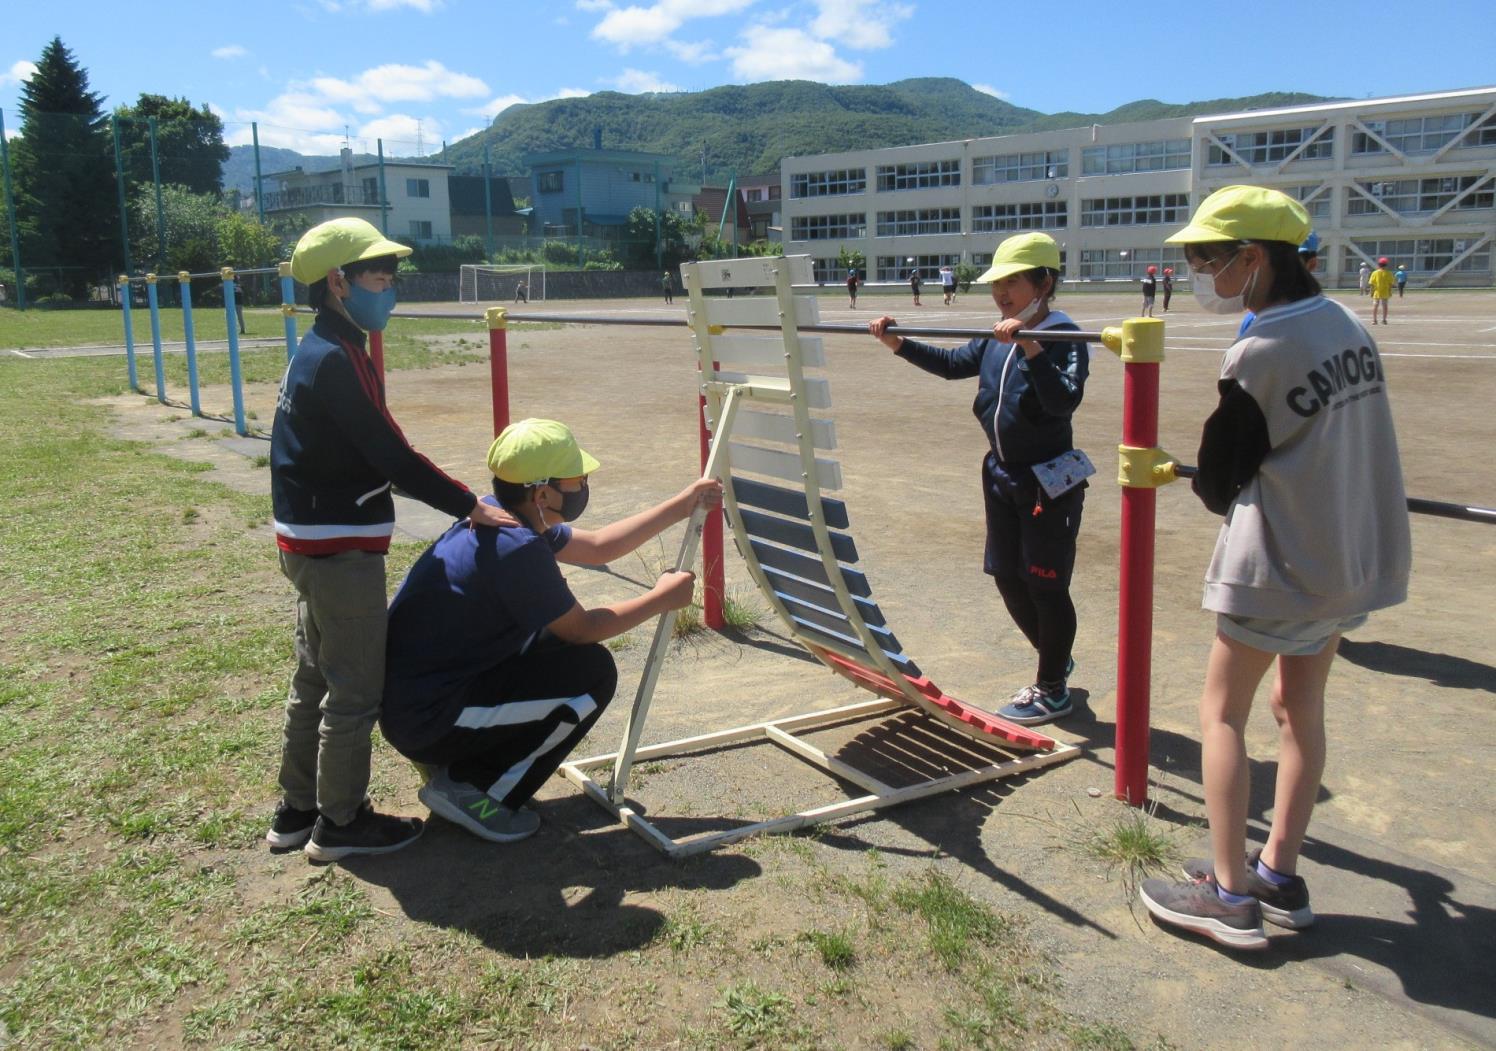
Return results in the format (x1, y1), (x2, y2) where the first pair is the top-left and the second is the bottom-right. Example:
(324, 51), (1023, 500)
(591, 0), (755, 48)
(557, 86), (592, 98)
(309, 61), (489, 109)
(320, 0), (441, 10)
(466, 93), (529, 119)
(1, 60), (38, 88)
(358, 113), (443, 150)
(612, 68), (681, 93)
(664, 38), (716, 63)
(726, 26), (861, 82)
(211, 45), (248, 60)
(972, 83), (1010, 100)
(575, 0), (614, 10)
(808, 0), (911, 50)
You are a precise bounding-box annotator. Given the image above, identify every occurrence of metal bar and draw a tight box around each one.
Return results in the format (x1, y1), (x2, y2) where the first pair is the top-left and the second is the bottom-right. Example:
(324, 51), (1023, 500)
(1173, 465), (1495, 525)
(610, 386), (743, 805)
(179, 273), (201, 417)
(385, 308), (1103, 343)
(146, 277), (166, 404)
(222, 269), (247, 435)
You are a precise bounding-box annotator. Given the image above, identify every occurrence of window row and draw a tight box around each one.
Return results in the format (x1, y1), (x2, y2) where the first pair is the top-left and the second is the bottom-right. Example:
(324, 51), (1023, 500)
(1352, 111), (1496, 155)
(972, 201), (1068, 232)
(1081, 139), (1190, 176)
(790, 168), (867, 198)
(874, 254), (960, 282)
(875, 208), (962, 237)
(973, 150), (1069, 184)
(1079, 194), (1191, 227)
(1349, 175), (1494, 215)
(1076, 247), (1190, 280)
(875, 159), (961, 191)
(790, 213), (867, 240)
(1346, 239), (1490, 274)
(1209, 126), (1334, 166)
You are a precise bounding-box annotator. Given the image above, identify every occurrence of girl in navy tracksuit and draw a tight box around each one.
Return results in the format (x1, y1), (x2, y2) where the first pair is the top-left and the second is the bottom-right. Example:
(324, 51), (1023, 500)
(868, 232), (1089, 726)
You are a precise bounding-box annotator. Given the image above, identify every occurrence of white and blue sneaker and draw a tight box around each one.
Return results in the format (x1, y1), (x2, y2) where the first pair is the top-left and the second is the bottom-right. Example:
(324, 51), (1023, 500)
(998, 683), (1073, 725)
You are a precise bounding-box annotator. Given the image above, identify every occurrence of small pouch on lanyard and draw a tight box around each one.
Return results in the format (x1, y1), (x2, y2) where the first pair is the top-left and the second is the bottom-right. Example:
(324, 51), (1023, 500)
(1032, 449), (1096, 499)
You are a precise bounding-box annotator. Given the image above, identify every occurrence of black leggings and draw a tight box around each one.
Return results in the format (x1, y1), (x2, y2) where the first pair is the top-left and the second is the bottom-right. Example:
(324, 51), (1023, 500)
(403, 635), (618, 808)
(982, 457), (1083, 685)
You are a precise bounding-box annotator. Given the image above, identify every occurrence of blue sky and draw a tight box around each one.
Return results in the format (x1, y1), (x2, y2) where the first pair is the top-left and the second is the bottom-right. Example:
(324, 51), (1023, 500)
(3, 0), (1494, 156)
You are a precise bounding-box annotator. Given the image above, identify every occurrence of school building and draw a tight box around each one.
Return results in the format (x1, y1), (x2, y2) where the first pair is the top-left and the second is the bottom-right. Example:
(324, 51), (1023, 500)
(779, 86), (1496, 288)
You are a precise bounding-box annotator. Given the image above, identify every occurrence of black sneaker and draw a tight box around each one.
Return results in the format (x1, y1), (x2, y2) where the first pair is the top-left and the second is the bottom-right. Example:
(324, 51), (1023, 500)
(265, 801), (318, 849)
(1182, 848), (1313, 929)
(304, 801), (423, 862)
(1139, 876), (1268, 951)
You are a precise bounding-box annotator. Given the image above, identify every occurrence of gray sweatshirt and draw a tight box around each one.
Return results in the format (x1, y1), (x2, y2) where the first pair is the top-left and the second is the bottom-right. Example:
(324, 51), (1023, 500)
(1194, 295), (1411, 619)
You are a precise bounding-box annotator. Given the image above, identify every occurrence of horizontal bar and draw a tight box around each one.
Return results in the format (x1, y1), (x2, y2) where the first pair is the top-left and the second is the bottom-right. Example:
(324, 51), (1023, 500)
(385, 309), (1103, 343)
(1174, 464), (1495, 524)
(739, 506), (858, 562)
(729, 442), (842, 490)
(732, 476), (850, 529)
(762, 565), (886, 627)
(729, 408), (836, 452)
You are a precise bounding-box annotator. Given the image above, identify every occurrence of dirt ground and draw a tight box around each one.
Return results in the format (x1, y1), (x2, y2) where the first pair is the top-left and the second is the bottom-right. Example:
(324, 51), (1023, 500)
(106, 285), (1496, 1048)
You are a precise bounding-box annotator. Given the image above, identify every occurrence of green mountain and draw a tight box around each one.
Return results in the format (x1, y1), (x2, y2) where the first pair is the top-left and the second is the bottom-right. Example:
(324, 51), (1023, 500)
(222, 80), (1336, 190)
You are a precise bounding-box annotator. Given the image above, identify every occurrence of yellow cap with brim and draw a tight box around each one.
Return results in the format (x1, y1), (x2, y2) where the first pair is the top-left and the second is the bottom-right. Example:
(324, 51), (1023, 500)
(290, 217), (412, 284)
(975, 232), (1062, 283)
(1166, 185), (1310, 246)
(486, 418), (601, 484)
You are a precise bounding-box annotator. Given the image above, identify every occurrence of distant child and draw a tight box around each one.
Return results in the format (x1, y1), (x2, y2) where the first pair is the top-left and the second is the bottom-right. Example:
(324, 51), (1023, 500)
(1358, 260), (1371, 296)
(266, 217), (511, 861)
(847, 268), (859, 309)
(1141, 265), (1157, 317)
(1140, 186), (1410, 951)
(909, 268), (922, 306)
(1161, 268), (1174, 312)
(940, 265), (957, 305)
(1395, 264), (1407, 297)
(868, 232), (1089, 726)
(1368, 256), (1393, 325)
(662, 271), (674, 305)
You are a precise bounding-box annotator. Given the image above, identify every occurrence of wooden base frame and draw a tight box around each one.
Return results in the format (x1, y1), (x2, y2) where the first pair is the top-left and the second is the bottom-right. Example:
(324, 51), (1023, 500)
(559, 699), (1080, 859)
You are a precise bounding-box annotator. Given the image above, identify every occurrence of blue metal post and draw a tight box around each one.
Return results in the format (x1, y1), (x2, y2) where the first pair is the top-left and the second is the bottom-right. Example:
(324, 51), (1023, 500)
(279, 260), (297, 360)
(146, 274), (167, 403)
(222, 268), (247, 435)
(120, 275), (139, 391)
(179, 271), (201, 416)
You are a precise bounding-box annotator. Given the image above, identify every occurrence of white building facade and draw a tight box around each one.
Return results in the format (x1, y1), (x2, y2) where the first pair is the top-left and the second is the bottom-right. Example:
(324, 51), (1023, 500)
(781, 86), (1496, 288)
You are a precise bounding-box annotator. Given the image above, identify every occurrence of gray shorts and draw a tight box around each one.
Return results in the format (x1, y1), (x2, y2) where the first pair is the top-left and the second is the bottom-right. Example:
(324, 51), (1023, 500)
(1216, 612), (1368, 656)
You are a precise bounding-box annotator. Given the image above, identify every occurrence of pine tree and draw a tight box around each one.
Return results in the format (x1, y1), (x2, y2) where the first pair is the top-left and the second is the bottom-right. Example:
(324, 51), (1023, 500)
(12, 37), (118, 297)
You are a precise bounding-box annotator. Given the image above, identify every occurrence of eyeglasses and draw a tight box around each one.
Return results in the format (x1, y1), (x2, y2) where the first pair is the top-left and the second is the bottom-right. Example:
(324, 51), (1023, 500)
(1190, 252), (1240, 277)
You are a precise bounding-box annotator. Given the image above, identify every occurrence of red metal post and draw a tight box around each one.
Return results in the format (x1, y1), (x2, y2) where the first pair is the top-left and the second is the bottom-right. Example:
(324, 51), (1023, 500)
(368, 329), (385, 378)
(487, 307), (509, 436)
(699, 375), (725, 630)
(1116, 357), (1160, 806)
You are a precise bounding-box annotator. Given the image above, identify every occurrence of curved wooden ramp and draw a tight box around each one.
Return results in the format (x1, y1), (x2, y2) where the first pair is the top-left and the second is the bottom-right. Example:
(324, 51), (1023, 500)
(560, 255), (1078, 857)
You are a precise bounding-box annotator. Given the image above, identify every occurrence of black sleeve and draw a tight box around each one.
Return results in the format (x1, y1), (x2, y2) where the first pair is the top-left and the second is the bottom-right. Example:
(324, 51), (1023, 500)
(894, 336), (984, 380)
(1193, 378), (1271, 516)
(317, 346), (478, 520)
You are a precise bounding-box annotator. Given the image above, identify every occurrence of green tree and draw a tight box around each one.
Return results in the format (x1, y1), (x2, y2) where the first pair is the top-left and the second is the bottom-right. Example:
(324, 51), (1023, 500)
(115, 94), (230, 196)
(954, 262), (980, 293)
(129, 184), (220, 275)
(215, 210), (284, 270)
(836, 246), (866, 276)
(10, 38), (117, 296)
(620, 205), (699, 270)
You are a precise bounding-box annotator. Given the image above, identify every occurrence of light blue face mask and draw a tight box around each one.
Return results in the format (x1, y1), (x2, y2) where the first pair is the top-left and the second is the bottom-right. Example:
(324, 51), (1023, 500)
(343, 281), (397, 331)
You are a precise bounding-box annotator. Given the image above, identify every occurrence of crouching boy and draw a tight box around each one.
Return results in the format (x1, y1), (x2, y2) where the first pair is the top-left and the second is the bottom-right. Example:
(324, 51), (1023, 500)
(380, 419), (721, 843)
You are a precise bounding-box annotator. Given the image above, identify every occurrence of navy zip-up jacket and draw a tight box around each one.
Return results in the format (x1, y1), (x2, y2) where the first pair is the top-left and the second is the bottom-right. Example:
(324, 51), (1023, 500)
(894, 312), (1089, 466)
(270, 310), (476, 555)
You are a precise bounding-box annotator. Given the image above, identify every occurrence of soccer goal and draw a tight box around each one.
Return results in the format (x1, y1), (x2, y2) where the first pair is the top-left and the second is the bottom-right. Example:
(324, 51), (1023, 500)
(459, 263), (546, 304)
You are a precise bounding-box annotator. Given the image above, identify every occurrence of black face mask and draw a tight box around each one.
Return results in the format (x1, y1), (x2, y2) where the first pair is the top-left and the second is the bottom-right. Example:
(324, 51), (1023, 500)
(551, 481), (589, 523)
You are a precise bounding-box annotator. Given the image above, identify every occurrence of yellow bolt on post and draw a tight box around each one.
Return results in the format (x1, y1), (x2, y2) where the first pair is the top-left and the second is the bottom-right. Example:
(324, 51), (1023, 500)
(1117, 445), (1182, 488)
(278, 261), (292, 279)
(1102, 316), (1165, 364)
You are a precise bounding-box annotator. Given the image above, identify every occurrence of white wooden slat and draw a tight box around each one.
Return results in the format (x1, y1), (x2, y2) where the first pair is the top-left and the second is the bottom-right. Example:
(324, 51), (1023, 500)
(696, 294), (820, 329)
(704, 333), (825, 369)
(732, 408), (836, 450)
(709, 371), (832, 408)
(729, 442), (843, 491)
(689, 255), (813, 289)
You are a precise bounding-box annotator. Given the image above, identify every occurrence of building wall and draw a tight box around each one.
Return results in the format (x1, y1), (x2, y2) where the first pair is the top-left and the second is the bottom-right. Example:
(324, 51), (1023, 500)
(530, 158), (672, 233)
(781, 87), (1496, 287)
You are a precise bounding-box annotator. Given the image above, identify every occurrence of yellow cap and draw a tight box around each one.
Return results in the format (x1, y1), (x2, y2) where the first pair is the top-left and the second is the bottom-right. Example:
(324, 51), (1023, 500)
(486, 419), (600, 484)
(290, 217), (412, 284)
(1166, 185), (1310, 246)
(975, 232), (1062, 283)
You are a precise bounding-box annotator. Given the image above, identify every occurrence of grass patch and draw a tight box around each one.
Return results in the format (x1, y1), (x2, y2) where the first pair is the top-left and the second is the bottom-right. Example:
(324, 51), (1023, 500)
(891, 869), (1013, 971)
(1080, 797), (1182, 902)
(799, 927), (856, 970)
(716, 981), (795, 1040)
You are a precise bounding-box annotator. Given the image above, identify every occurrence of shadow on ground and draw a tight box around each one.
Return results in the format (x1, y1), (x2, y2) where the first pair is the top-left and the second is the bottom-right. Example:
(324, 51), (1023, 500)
(1337, 639), (1496, 693)
(344, 796), (760, 958)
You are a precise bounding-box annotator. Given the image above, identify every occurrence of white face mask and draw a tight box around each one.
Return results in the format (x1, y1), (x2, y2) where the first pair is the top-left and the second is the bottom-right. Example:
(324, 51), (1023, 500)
(1190, 252), (1256, 315)
(1015, 296), (1044, 323)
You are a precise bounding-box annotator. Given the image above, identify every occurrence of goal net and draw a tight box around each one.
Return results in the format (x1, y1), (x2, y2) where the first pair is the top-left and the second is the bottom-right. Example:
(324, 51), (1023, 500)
(459, 264), (546, 304)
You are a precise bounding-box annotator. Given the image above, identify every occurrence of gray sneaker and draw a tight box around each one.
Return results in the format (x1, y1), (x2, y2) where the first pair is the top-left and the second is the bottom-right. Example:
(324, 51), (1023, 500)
(1139, 876), (1268, 951)
(1182, 848), (1313, 929)
(419, 769), (541, 844)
